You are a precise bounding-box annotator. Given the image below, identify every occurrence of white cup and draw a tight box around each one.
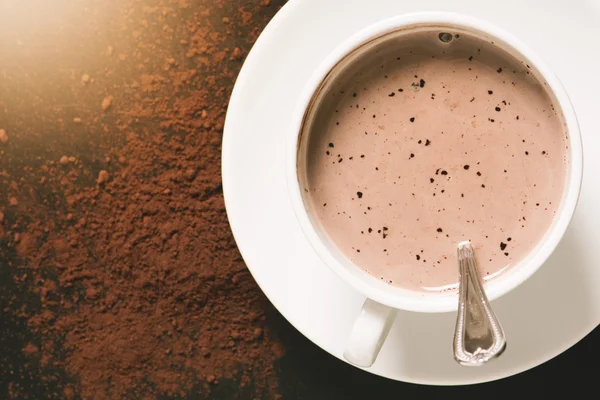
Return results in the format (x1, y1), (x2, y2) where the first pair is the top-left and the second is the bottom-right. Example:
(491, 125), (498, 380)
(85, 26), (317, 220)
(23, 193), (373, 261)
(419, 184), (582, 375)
(285, 12), (583, 368)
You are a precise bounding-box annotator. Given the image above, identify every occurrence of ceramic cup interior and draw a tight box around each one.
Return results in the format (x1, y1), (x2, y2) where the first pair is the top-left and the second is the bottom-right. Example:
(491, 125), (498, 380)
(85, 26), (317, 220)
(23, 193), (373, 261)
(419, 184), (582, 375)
(286, 12), (582, 313)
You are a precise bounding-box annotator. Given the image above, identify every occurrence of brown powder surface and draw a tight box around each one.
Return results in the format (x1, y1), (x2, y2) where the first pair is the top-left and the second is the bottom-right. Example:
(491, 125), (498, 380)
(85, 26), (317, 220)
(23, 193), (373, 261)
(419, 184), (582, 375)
(0, 0), (287, 399)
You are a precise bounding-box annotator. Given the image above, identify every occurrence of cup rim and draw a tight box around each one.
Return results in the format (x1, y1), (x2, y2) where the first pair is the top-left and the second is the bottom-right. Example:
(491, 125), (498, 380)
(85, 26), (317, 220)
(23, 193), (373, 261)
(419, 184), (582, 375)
(285, 11), (583, 313)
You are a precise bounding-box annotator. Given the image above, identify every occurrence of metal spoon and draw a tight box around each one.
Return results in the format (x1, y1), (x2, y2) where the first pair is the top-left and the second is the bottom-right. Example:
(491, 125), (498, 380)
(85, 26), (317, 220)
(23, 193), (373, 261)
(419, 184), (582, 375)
(453, 241), (506, 366)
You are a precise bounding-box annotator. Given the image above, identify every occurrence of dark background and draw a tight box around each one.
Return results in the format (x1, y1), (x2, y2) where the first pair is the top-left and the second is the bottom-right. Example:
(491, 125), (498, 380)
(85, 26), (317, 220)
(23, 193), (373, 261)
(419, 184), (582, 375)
(0, 0), (597, 398)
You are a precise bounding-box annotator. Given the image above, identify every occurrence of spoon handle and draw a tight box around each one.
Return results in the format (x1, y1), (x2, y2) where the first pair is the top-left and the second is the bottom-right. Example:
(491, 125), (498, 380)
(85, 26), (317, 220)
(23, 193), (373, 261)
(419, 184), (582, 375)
(453, 241), (506, 366)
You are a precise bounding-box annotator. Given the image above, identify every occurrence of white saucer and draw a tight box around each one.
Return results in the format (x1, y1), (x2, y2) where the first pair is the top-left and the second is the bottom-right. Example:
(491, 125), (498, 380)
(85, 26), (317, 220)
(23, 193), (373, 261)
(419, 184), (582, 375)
(223, 0), (600, 385)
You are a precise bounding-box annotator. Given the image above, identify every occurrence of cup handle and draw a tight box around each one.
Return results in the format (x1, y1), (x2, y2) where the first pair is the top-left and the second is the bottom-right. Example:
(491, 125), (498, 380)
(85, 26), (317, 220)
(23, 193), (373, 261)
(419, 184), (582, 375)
(343, 298), (397, 367)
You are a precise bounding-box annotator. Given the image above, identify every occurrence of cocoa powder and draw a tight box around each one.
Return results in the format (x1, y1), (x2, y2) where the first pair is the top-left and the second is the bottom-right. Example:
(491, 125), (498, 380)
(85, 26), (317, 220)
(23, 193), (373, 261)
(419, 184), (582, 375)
(0, 0), (286, 399)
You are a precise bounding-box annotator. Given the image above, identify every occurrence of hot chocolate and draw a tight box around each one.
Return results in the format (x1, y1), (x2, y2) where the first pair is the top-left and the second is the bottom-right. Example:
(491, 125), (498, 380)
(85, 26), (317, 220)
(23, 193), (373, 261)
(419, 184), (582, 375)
(300, 30), (568, 292)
